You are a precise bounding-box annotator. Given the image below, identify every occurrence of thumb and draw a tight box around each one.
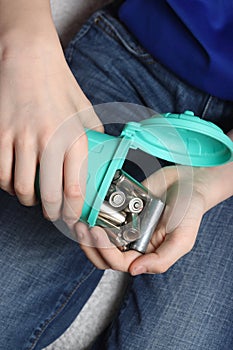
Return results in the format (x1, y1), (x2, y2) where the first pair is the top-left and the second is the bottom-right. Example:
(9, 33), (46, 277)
(129, 197), (204, 275)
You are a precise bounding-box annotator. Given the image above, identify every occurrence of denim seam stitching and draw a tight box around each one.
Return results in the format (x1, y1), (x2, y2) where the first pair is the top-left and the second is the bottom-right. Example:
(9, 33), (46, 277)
(201, 95), (213, 119)
(28, 266), (97, 350)
(65, 21), (94, 65)
(70, 20), (93, 47)
(95, 12), (155, 64)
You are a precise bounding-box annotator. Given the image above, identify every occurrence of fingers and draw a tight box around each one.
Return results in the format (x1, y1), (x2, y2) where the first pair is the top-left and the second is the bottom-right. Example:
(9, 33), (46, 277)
(75, 223), (111, 270)
(76, 223), (141, 272)
(129, 232), (191, 275)
(14, 137), (38, 206)
(129, 202), (204, 275)
(39, 114), (90, 223)
(0, 132), (14, 194)
(39, 144), (64, 221)
(62, 134), (87, 226)
(61, 108), (103, 226)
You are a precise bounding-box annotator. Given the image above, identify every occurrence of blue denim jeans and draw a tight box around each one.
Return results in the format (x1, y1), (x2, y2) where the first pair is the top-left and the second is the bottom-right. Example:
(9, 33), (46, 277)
(1, 8), (233, 350)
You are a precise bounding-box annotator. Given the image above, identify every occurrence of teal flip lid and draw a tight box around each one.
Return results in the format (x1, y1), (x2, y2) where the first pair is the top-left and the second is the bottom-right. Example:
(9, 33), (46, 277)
(122, 110), (233, 167)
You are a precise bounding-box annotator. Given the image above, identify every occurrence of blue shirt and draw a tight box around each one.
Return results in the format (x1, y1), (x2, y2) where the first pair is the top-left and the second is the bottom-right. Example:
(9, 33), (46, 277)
(119, 0), (233, 101)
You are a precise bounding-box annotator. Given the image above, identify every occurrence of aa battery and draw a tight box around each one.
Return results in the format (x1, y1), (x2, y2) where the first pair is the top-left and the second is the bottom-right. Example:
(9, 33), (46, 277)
(109, 191), (126, 208)
(128, 197), (144, 213)
(99, 201), (126, 225)
(129, 198), (165, 253)
(122, 213), (141, 242)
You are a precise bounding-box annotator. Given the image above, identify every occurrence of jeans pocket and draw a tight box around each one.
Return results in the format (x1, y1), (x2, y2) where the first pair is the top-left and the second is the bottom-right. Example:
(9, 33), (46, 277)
(93, 10), (155, 62)
(65, 16), (95, 64)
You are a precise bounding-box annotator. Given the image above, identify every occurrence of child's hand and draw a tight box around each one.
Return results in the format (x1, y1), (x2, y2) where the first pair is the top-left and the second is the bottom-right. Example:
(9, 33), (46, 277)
(0, 27), (103, 226)
(75, 162), (233, 274)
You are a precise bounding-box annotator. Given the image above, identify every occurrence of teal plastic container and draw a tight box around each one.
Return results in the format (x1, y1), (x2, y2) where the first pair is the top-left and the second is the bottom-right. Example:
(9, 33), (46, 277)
(81, 111), (233, 227)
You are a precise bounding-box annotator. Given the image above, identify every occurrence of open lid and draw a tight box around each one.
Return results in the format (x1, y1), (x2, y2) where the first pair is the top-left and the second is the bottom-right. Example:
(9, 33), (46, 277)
(121, 110), (233, 166)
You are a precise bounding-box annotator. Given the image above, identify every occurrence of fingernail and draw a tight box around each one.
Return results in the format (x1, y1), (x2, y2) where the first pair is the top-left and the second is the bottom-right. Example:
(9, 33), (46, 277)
(131, 266), (147, 276)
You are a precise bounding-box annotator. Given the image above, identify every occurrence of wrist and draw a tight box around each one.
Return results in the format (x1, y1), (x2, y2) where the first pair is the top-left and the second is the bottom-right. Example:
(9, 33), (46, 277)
(194, 163), (233, 212)
(0, 25), (63, 63)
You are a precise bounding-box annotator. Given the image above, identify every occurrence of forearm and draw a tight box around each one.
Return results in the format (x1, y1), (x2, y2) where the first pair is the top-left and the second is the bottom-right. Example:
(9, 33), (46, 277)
(0, 0), (59, 54)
